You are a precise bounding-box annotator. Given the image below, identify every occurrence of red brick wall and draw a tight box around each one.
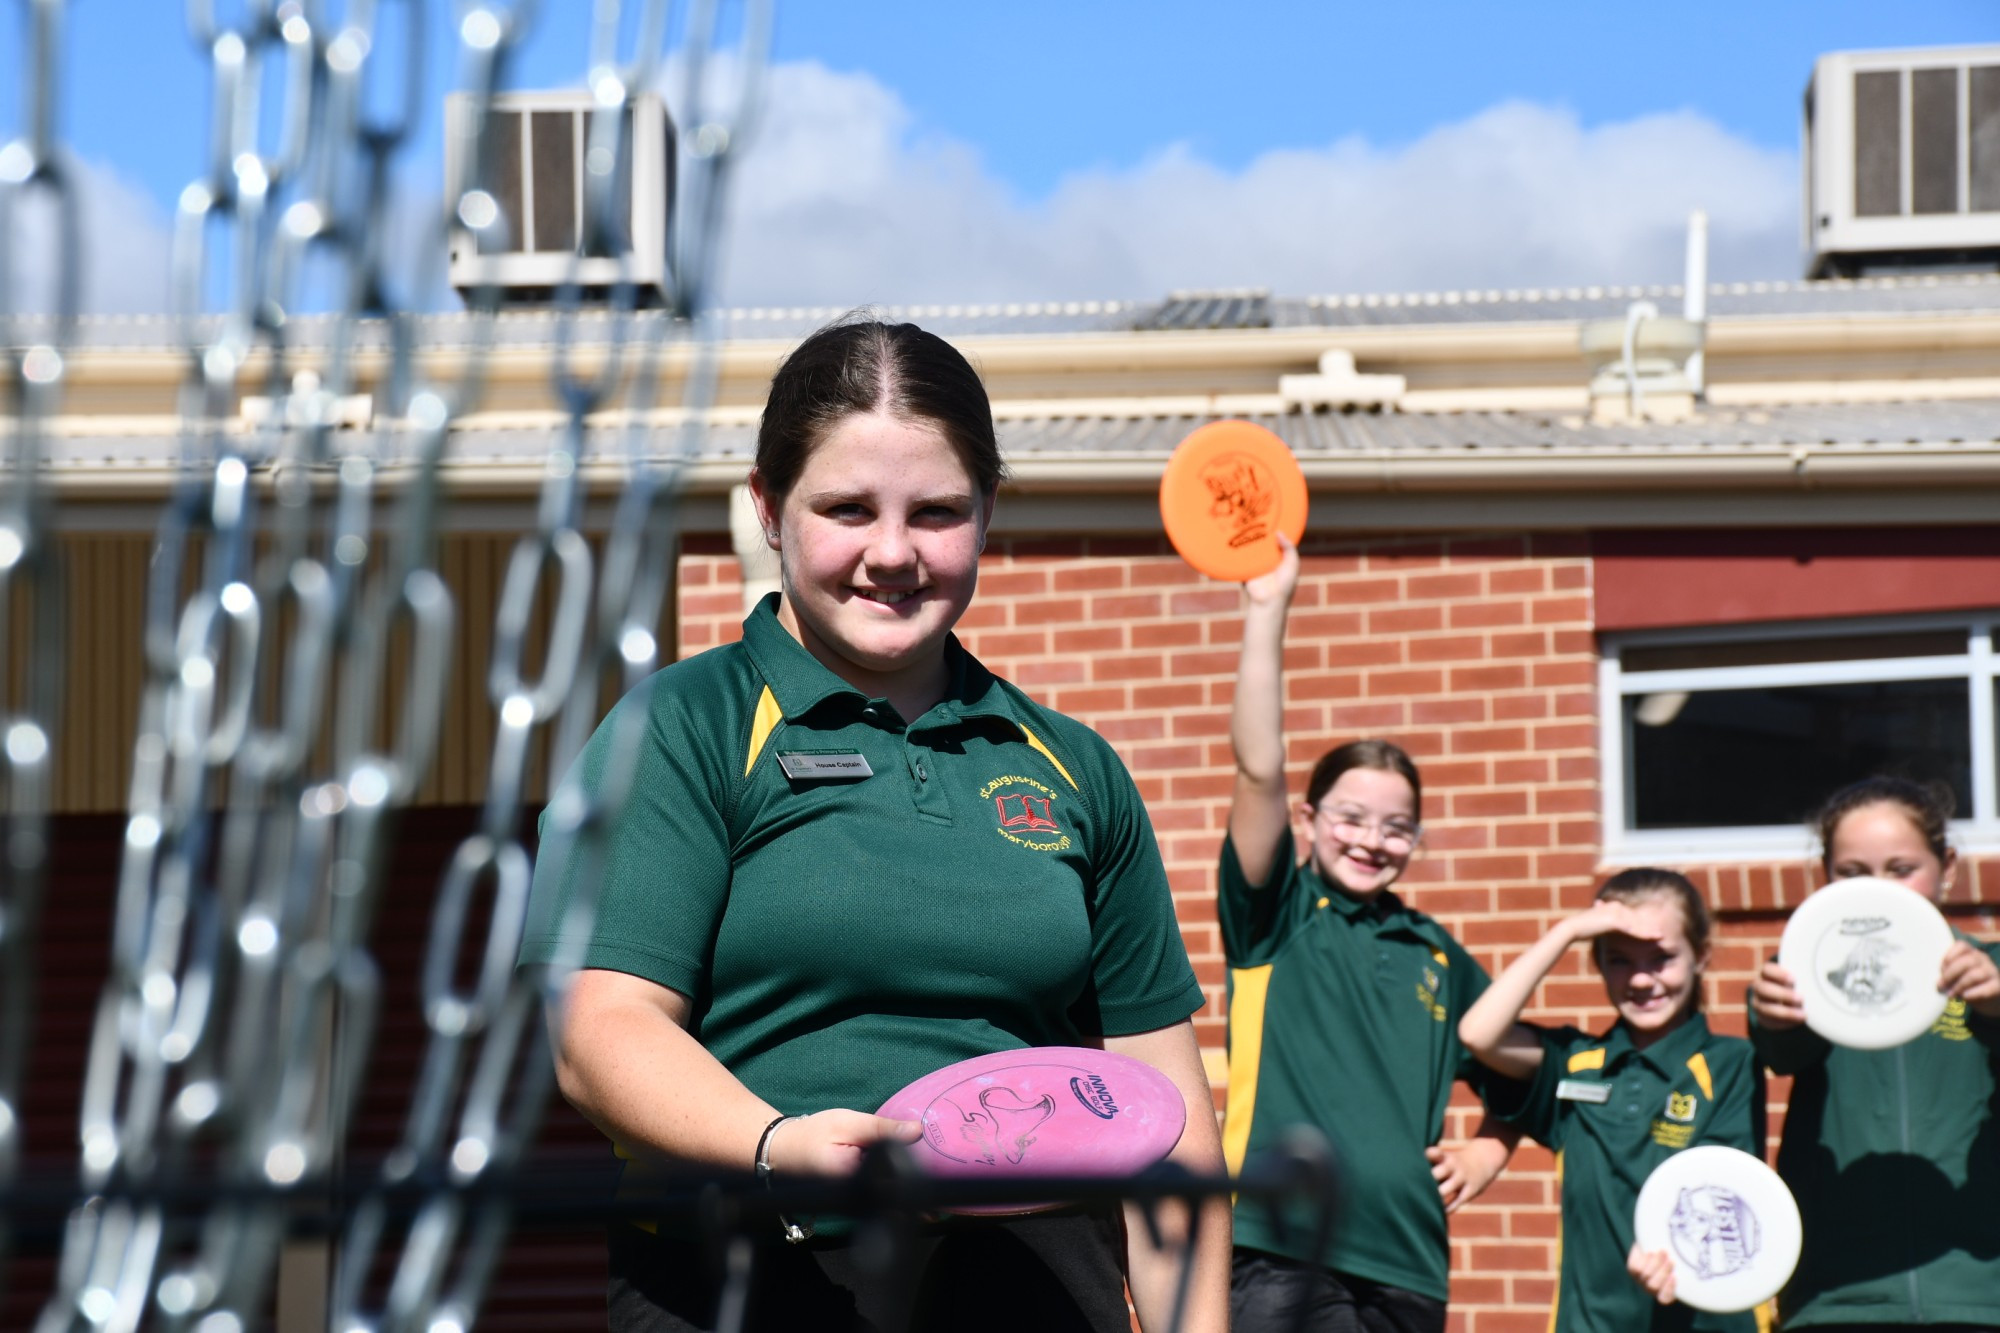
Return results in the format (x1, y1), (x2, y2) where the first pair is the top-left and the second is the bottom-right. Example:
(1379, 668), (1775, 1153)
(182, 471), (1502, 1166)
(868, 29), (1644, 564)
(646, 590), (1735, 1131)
(673, 532), (2000, 1333)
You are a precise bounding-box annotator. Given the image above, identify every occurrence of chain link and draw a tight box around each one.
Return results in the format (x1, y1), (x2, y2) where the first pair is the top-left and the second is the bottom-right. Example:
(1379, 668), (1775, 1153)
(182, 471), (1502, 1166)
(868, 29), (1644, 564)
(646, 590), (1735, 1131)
(0, 0), (76, 1309)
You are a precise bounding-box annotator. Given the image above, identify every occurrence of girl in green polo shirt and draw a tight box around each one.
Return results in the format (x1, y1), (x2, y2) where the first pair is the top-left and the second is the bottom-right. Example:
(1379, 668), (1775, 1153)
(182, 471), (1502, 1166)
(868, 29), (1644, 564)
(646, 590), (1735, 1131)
(525, 318), (1229, 1333)
(1749, 777), (2000, 1330)
(1221, 534), (1519, 1333)
(1458, 868), (1764, 1333)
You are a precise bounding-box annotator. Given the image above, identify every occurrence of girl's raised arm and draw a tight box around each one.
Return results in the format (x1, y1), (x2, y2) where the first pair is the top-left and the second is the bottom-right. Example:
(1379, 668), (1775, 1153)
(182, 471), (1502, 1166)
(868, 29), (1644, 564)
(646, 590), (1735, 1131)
(1228, 534), (1302, 885)
(1458, 900), (1663, 1080)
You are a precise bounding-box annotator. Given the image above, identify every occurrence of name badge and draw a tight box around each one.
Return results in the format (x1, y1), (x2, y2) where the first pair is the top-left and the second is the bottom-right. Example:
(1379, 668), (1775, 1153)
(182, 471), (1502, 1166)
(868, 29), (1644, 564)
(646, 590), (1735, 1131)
(777, 751), (874, 780)
(1556, 1079), (1612, 1104)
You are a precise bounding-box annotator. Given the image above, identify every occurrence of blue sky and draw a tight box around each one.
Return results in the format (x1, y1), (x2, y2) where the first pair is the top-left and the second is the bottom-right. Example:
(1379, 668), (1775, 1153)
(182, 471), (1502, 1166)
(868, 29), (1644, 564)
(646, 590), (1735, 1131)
(6, 2), (1996, 311)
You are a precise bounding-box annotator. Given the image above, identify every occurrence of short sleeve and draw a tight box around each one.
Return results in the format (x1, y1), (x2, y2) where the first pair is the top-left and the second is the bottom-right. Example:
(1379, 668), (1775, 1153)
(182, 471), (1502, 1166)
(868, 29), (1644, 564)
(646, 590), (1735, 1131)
(1697, 1042), (1766, 1155)
(1061, 726), (1204, 1037)
(1488, 1024), (1590, 1150)
(518, 673), (737, 998)
(1217, 828), (1313, 967)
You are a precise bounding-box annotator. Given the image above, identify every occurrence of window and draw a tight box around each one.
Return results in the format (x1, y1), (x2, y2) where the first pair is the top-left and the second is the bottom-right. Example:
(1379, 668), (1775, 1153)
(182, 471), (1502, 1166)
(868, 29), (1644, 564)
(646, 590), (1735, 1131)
(1600, 613), (2000, 862)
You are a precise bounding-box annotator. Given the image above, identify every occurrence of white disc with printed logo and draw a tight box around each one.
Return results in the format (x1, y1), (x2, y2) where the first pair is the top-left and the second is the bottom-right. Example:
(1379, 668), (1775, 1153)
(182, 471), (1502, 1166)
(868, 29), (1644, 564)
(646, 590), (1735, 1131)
(1634, 1145), (1801, 1313)
(1778, 876), (1953, 1050)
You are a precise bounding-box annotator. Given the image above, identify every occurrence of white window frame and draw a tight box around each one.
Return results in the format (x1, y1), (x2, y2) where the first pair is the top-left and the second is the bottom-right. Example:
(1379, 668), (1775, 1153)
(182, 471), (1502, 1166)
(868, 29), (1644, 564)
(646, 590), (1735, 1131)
(1599, 610), (2000, 864)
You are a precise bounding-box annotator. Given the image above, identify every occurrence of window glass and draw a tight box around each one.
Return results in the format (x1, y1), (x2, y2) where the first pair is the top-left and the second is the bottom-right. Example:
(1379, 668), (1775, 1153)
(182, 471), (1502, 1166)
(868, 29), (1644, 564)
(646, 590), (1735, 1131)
(1625, 678), (1971, 829)
(1621, 630), (1964, 673)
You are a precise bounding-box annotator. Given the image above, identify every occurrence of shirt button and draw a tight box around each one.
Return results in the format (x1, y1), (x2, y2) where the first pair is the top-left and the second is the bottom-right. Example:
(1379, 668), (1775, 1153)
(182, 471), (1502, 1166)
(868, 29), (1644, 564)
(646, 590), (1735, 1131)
(916, 762), (928, 781)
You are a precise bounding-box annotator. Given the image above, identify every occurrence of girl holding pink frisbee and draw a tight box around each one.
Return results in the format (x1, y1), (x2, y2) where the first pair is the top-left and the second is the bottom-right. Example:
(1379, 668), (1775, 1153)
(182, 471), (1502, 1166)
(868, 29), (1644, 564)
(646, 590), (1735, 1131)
(523, 319), (1228, 1332)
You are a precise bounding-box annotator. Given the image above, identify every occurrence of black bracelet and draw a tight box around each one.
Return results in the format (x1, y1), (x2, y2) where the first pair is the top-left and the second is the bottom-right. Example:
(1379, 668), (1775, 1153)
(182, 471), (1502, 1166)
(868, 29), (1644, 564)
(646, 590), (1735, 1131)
(753, 1113), (813, 1243)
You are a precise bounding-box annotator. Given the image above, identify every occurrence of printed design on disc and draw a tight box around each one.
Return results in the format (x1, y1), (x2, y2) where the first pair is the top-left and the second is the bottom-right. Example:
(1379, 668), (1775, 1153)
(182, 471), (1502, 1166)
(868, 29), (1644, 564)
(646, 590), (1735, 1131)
(920, 1062), (1126, 1167)
(1197, 451), (1278, 550)
(1816, 913), (1906, 1016)
(1669, 1185), (1761, 1281)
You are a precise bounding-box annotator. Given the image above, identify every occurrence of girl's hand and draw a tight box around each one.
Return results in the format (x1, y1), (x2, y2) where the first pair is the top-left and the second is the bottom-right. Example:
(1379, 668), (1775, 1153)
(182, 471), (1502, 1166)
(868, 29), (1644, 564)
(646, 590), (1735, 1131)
(1426, 1138), (1509, 1214)
(1242, 532), (1301, 608)
(766, 1109), (923, 1176)
(1626, 1242), (1678, 1305)
(1564, 899), (1665, 945)
(1939, 941), (2000, 1017)
(1749, 960), (1806, 1030)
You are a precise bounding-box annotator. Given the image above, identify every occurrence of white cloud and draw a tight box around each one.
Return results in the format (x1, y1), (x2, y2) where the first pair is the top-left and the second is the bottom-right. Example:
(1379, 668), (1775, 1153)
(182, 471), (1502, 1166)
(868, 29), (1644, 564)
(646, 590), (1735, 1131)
(5, 155), (171, 316)
(716, 61), (1801, 306)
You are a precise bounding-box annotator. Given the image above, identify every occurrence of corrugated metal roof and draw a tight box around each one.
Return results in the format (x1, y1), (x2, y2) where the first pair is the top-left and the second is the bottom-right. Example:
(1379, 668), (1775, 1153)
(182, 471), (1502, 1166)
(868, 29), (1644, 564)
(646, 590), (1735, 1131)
(37, 398), (2000, 472)
(20, 271), (2000, 351)
(998, 400), (2000, 457)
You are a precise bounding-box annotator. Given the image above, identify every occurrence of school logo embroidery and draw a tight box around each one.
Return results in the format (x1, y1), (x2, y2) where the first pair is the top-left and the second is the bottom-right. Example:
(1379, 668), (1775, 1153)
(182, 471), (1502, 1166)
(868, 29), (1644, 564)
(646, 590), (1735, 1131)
(996, 793), (1058, 832)
(1414, 966), (1447, 1022)
(979, 774), (1072, 852)
(1933, 995), (1971, 1041)
(1665, 1092), (1698, 1123)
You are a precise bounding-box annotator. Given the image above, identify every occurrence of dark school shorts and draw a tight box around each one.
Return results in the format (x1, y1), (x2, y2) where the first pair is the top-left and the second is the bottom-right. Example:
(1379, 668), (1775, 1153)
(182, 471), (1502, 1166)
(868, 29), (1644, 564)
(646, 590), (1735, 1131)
(1229, 1247), (1446, 1333)
(607, 1207), (1133, 1333)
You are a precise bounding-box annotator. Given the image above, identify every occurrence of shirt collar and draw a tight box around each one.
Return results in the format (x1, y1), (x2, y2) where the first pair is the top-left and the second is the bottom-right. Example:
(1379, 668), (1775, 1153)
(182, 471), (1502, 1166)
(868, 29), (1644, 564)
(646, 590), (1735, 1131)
(738, 592), (1014, 730)
(1601, 1011), (1713, 1074)
(1307, 860), (1408, 923)
(740, 593), (867, 719)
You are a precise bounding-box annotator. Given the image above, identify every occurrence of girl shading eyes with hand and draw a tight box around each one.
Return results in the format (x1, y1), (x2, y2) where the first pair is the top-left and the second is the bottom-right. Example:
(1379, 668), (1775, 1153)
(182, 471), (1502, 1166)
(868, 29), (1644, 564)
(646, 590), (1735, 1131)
(1459, 869), (1764, 1332)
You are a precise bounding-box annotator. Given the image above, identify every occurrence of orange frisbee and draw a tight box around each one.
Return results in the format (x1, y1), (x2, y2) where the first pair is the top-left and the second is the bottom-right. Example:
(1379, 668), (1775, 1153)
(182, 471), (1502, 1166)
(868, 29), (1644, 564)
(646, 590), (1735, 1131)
(1159, 421), (1308, 582)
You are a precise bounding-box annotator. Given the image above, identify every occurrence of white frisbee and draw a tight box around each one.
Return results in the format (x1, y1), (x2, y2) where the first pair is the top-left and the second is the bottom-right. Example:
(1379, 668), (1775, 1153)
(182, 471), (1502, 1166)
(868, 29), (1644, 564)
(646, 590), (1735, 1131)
(1634, 1145), (1801, 1314)
(1778, 876), (1952, 1050)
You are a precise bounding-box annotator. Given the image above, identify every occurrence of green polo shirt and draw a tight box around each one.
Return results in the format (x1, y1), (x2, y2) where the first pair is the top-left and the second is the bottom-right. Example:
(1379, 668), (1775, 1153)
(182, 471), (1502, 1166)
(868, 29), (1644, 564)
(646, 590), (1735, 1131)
(521, 593), (1204, 1127)
(1493, 1016), (1764, 1333)
(1219, 831), (1497, 1303)
(1749, 933), (2000, 1329)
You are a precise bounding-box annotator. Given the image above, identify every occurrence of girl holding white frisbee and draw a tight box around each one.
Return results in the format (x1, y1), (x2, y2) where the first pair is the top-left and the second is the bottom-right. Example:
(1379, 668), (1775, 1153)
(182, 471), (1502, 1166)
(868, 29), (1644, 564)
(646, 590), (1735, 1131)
(1749, 777), (2000, 1330)
(1458, 869), (1764, 1332)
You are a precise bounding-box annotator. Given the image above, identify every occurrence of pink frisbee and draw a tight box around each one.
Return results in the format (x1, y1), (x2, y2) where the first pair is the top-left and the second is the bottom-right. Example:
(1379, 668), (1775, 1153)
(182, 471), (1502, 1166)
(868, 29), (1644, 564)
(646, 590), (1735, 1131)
(876, 1046), (1187, 1214)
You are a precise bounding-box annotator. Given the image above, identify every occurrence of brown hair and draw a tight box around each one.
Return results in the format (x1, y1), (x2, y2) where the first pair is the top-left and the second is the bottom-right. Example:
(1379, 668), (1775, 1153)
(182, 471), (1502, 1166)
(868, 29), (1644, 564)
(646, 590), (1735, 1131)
(1594, 866), (1713, 961)
(1813, 775), (1954, 869)
(1304, 739), (1423, 823)
(754, 315), (1005, 504)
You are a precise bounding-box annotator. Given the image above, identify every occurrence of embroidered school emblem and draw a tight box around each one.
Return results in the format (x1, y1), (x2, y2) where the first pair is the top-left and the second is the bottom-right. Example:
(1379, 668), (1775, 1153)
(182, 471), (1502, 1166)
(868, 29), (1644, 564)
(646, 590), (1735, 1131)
(996, 792), (1058, 832)
(1665, 1092), (1698, 1123)
(979, 774), (1072, 852)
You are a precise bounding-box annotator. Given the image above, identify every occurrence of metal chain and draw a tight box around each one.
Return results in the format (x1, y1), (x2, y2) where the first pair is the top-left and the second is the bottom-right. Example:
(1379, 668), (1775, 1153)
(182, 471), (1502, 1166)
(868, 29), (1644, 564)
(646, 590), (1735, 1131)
(0, 0), (75, 1310)
(0, 6), (1265, 1332)
(32, 2), (512, 1330)
(330, 5), (768, 1331)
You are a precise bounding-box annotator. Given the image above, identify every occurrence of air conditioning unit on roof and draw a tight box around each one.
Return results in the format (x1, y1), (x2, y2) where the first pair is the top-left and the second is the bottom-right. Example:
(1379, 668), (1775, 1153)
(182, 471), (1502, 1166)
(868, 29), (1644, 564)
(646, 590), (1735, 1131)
(1804, 45), (2000, 278)
(445, 91), (674, 303)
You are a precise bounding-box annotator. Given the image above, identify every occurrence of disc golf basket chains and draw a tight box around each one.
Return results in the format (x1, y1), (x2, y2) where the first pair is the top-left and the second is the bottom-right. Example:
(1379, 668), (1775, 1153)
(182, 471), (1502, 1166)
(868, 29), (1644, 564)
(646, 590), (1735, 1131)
(0, 4), (1337, 1330)
(1, 1), (769, 1328)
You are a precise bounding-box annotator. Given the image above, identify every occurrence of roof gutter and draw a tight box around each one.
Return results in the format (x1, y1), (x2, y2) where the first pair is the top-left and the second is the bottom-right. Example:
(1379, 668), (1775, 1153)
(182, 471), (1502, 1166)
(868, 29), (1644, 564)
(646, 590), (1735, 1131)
(37, 440), (2000, 504)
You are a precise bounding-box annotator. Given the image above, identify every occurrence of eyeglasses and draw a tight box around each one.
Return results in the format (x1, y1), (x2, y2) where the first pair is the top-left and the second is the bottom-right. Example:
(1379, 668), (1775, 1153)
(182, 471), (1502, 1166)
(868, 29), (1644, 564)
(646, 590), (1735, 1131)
(1316, 806), (1421, 851)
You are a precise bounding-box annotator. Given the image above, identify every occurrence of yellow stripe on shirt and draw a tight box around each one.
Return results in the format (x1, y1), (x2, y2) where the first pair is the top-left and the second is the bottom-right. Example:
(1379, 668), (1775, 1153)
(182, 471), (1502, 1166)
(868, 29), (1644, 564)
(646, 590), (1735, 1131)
(745, 685), (783, 776)
(1546, 1148), (1565, 1333)
(1018, 723), (1080, 791)
(1222, 964), (1274, 1177)
(1687, 1052), (1714, 1102)
(1566, 1047), (1605, 1074)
